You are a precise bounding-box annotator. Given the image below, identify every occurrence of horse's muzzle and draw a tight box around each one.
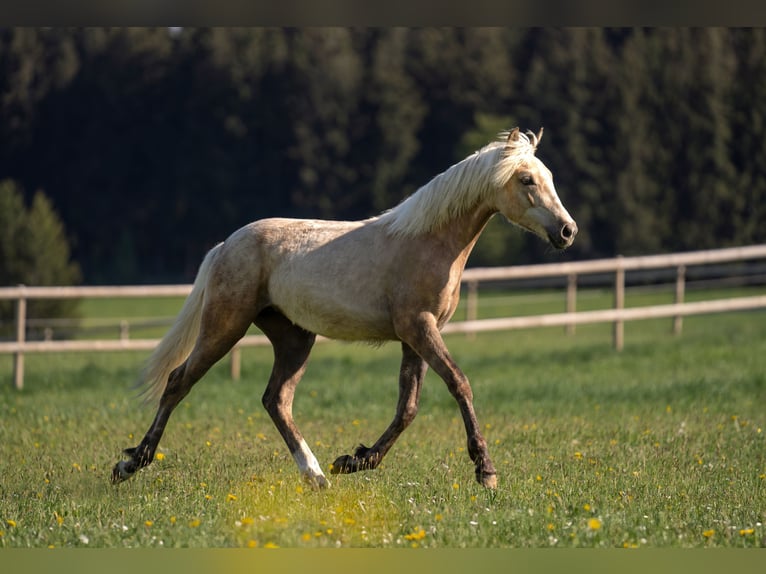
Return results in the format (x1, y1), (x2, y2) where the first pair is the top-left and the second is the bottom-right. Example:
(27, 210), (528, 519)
(549, 221), (577, 249)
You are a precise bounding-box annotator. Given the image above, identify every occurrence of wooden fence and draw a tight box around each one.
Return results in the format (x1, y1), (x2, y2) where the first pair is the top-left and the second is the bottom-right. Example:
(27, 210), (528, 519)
(2, 244), (766, 390)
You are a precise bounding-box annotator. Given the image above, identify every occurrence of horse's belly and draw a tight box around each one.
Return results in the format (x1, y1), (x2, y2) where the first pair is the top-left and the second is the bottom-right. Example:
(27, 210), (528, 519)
(268, 282), (396, 342)
(279, 299), (395, 341)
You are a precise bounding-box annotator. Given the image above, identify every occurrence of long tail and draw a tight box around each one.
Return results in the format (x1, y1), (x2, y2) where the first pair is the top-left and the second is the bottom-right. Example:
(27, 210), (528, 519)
(138, 242), (224, 405)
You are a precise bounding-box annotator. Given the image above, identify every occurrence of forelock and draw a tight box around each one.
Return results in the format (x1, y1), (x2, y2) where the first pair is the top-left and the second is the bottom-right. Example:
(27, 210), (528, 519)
(493, 131), (539, 188)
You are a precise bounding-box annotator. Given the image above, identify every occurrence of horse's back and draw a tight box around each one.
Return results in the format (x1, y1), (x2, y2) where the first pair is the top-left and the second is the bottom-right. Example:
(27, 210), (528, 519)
(220, 217), (399, 341)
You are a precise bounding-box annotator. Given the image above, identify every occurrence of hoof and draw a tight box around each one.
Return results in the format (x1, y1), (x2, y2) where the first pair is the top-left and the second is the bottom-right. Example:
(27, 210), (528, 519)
(303, 473), (330, 490)
(477, 471), (497, 489)
(331, 444), (380, 475)
(330, 454), (357, 474)
(111, 460), (134, 484)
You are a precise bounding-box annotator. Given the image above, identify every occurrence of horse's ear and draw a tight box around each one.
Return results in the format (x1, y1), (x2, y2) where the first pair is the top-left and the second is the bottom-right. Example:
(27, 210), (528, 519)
(536, 127), (544, 145)
(507, 127), (520, 143)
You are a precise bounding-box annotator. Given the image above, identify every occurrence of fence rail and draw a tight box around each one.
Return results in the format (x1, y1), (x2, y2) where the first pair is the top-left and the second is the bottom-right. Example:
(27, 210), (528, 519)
(3, 244), (766, 389)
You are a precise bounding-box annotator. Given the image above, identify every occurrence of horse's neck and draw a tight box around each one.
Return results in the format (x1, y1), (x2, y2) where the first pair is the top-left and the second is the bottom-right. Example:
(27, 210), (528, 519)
(429, 203), (496, 271)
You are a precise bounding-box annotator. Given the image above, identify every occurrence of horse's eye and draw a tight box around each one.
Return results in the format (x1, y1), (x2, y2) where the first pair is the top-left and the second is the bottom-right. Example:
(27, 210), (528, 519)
(520, 174), (535, 186)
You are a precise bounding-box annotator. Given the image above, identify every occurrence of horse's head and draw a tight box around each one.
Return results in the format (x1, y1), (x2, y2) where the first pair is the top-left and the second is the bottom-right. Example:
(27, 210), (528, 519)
(492, 127), (577, 250)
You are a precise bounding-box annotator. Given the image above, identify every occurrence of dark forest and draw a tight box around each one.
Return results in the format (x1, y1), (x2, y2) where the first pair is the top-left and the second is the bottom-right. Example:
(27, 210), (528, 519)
(1, 28), (764, 284)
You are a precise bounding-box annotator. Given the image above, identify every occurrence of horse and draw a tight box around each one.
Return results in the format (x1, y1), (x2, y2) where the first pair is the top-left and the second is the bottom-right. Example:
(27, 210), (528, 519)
(111, 127), (577, 490)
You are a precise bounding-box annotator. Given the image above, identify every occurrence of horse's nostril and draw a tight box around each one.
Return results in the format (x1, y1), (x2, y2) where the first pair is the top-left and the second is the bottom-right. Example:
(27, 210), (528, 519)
(561, 223), (576, 240)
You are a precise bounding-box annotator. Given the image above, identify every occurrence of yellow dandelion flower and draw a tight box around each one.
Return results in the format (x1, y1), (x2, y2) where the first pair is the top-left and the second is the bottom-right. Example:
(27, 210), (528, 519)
(574, 452), (583, 460)
(144, 520), (154, 527)
(301, 533), (312, 542)
(241, 517), (254, 526)
(54, 512), (64, 526)
(404, 527), (426, 541)
(547, 523), (555, 531)
(6, 520), (16, 528)
(204, 494), (213, 501)
(170, 516), (177, 525)
(247, 540), (258, 548)
(583, 503), (591, 512)
(535, 475), (543, 482)
(435, 514), (443, 522)
(344, 517), (356, 525)
(155, 453), (165, 461)
(264, 542), (279, 549)
(295, 485), (304, 495)
(72, 463), (81, 472)
(189, 519), (201, 528)
(205, 441), (212, 447)
(227, 493), (237, 502)
(739, 528), (755, 536)
(702, 529), (715, 538)
(587, 518), (602, 531)
(452, 482), (460, 490)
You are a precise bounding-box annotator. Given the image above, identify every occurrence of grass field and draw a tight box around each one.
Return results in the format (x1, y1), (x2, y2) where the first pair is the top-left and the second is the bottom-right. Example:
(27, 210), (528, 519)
(1, 288), (764, 548)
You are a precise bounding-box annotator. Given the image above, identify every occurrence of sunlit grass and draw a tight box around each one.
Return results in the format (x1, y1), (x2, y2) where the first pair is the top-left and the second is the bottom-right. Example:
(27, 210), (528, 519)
(1, 292), (764, 547)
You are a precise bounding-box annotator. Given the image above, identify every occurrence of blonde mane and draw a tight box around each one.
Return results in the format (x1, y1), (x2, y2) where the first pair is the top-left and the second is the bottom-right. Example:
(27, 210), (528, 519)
(380, 129), (541, 237)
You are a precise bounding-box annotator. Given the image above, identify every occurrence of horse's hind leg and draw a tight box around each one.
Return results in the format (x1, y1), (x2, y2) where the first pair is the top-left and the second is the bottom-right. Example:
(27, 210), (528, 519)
(331, 342), (427, 475)
(255, 308), (327, 489)
(112, 301), (253, 483)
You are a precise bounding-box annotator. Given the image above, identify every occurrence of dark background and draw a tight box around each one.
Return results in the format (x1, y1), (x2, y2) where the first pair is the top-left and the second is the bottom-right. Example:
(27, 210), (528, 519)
(1, 28), (764, 284)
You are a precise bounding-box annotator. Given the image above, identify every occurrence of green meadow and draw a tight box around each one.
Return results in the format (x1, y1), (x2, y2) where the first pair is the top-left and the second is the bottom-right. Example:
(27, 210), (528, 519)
(1, 286), (764, 548)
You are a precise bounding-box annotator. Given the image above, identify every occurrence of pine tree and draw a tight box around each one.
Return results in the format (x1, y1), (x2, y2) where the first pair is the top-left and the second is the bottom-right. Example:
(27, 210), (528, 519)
(0, 180), (81, 336)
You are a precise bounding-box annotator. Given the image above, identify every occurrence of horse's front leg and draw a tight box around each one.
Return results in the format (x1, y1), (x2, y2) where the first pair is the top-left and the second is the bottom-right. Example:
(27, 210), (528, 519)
(331, 342), (427, 475)
(398, 314), (497, 489)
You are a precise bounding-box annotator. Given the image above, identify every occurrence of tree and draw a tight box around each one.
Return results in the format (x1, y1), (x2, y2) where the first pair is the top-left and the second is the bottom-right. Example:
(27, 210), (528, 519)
(0, 180), (81, 336)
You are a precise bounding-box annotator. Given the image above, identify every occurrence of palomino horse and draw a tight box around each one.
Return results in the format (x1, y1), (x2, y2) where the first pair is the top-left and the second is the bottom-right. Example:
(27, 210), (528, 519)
(112, 127), (577, 489)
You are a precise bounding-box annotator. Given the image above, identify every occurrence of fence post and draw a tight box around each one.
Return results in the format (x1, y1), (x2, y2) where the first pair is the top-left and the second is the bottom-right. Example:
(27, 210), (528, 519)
(120, 320), (130, 341)
(465, 280), (478, 339)
(673, 265), (686, 335)
(613, 258), (625, 351)
(13, 285), (27, 390)
(230, 347), (241, 381)
(566, 273), (577, 335)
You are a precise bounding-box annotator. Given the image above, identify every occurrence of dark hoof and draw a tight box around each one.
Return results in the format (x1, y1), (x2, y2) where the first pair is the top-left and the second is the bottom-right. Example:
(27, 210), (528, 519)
(330, 444), (376, 474)
(111, 460), (134, 484)
(111, 446), (143, 484)
(477, 470), (497, 489)
(330, 454), (356, 474)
